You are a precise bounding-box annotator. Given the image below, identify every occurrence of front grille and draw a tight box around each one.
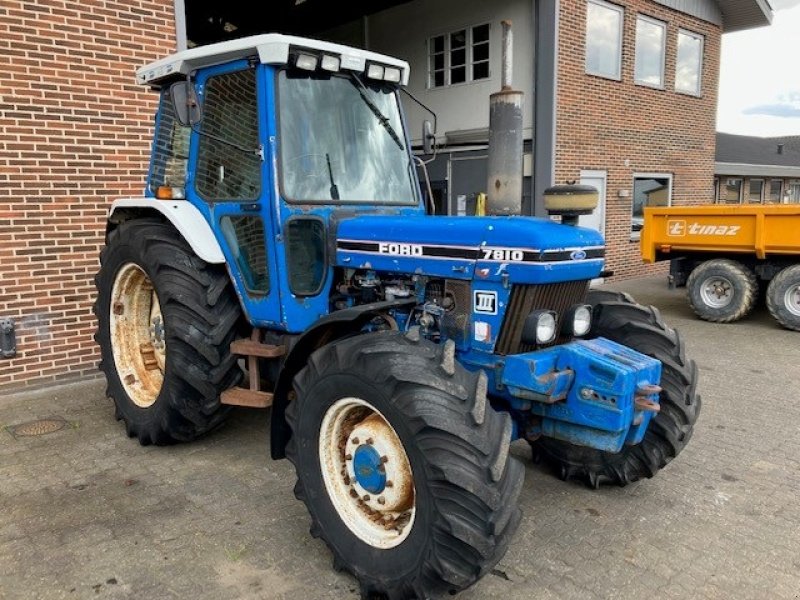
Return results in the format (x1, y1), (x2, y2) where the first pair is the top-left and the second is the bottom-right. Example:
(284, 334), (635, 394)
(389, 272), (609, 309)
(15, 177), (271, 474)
(495, 280), (590, 355)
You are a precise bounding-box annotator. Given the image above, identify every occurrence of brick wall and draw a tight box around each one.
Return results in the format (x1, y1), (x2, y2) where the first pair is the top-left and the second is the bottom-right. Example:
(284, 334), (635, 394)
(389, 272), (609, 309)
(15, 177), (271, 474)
(0, 0), (176, 392)
(556, 0), (721, 280)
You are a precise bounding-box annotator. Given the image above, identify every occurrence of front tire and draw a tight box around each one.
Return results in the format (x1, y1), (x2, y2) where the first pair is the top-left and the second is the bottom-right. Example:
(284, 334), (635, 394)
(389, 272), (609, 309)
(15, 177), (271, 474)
(532, 291), (701, 487)
(686, 259), (758, 322)
(286, 331), (524, 599)
(94, 219), (243, 445)
(766, 265), (800, 331)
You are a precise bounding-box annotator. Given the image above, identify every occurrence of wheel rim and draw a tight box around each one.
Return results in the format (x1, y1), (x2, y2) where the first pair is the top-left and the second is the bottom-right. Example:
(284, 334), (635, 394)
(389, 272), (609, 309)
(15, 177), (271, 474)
(318, 397), (416, 549)
(109, 263), (166, 408)
(785, 283), (800, 317)
(700, 276), (734, 308)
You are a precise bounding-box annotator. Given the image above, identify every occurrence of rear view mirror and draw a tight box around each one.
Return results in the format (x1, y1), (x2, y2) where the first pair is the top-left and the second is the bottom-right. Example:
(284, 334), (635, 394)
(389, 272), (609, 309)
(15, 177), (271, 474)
(422, 119), (435, 155)
(170, 81), (202, 127)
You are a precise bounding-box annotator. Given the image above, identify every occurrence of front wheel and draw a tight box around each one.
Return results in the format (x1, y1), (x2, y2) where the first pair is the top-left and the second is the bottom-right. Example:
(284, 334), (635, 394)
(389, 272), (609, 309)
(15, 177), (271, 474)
(532, 290), (701, 487)
(766, 265), (800, 331)
(286, 331), (524, 599)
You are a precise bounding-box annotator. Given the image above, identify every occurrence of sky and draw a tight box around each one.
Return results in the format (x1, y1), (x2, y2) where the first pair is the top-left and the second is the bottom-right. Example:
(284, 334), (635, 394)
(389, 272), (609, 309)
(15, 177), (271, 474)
(717, 0), (800, 136)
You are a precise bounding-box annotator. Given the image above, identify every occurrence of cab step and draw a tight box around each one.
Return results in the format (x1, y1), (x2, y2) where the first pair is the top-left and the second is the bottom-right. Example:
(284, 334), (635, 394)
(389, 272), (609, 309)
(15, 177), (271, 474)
(221, 330), (285, 409)
(221, 387), (273, 408)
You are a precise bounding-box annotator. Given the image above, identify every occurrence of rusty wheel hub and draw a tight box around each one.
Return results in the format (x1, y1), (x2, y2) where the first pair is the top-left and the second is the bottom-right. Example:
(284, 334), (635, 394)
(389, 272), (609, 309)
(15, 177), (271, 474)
(318, 398), (416, 549)
(110, 263), (165, 408)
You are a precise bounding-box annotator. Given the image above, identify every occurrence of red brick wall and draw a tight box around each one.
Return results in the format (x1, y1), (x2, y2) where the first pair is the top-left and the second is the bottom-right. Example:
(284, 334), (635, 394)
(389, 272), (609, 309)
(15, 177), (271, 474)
(0, 0), (176, 392)
(556, 0), (721, 279)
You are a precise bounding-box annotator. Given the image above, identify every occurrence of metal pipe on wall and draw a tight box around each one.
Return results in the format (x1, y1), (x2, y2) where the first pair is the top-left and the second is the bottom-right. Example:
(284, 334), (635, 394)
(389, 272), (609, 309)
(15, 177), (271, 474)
(486, 20), (524, 216)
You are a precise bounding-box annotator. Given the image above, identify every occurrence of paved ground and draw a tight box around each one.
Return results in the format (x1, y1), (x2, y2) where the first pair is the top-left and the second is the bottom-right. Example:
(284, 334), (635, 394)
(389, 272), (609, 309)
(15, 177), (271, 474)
(1, 276), (799, 600)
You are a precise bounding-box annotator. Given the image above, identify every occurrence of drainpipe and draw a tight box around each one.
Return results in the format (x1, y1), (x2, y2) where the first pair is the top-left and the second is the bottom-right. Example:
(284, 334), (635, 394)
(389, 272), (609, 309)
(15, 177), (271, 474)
(486, 20), (524, 215)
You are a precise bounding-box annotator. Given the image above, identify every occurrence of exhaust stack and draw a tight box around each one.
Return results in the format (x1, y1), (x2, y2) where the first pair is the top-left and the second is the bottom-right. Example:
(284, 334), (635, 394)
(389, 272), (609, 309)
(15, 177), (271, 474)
(486, 20), (524, 215)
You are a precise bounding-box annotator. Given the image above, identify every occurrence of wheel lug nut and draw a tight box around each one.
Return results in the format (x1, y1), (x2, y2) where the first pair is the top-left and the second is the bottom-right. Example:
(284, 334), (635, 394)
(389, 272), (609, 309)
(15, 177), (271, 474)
(380, 456), (388, 464)
(352, 437), (359, 444)
(343, 476), (350, 485)
(124, 374), (136, 385)
(377, 496), (385, 505)
(366, 437), (374, 445)
(344, 454), (352, 460)
(386, 480), (394, 488)
(363, 495), (370, 501)
(349, 489), (358, 498)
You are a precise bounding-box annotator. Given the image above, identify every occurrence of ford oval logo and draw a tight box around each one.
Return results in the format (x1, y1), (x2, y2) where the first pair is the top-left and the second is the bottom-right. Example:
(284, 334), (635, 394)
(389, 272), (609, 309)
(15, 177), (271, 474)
(570, 249), (587, 261)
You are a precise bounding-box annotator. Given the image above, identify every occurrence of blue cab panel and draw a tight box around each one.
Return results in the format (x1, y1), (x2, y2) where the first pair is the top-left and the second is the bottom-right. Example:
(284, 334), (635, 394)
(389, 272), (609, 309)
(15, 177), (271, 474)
(500, 338), (662, 452)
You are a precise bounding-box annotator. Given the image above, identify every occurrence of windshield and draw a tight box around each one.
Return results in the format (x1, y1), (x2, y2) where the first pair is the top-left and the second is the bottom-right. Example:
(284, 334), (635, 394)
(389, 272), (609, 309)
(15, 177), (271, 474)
(278, 71), (418, 205)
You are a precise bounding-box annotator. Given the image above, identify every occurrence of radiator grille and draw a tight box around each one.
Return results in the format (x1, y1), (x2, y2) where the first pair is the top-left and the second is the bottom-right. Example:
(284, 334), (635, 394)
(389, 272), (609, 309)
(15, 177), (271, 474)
(495, 280), (590, 355)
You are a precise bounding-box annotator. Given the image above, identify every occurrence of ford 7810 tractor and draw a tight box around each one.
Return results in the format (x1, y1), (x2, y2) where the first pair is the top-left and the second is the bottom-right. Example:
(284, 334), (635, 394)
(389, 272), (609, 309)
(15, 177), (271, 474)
(95, 35), (700, 599)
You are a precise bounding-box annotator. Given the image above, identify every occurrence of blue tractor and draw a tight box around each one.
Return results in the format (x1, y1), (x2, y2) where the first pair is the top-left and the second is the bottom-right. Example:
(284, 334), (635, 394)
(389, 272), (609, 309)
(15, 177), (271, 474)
(95, 34), (699, 599)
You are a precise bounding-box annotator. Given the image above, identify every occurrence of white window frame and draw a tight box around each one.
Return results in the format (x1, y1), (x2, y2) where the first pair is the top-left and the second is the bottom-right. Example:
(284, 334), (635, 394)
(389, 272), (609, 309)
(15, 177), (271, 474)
(768, 178), (783, 203)
(631, 172), (673, 240)
(748, 178), (765, 203)
(675, 29), (704, 96)
(427, 23), (491, 89)
(585, 0), (624, 81)
(720, 177), (743, 204)
(634, 14), (667, 89)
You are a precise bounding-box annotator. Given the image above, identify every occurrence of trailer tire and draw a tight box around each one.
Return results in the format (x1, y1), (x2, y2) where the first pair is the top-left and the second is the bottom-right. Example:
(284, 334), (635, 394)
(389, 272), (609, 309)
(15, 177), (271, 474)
(531, 291), (700, 488)
(766, 265), (800, 331)
(94, 219), (243, 445)
(286, 331), (524, 599)
(686, 259), (758, 322)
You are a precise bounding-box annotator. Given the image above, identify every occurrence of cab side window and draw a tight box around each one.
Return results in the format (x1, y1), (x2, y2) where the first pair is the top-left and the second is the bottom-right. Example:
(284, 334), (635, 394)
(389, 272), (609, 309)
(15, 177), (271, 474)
(196, 69), (261, 201)
(149, 88), (190, 193)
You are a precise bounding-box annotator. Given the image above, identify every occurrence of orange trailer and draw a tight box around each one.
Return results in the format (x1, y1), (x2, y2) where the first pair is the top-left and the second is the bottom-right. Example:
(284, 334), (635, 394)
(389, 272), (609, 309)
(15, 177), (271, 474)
(641, 204), (800, 330)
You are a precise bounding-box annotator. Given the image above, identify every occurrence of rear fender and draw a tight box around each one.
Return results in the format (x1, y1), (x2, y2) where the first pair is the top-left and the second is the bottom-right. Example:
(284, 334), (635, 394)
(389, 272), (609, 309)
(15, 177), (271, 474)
(271, 299), (416, 459)
(107, 198), (225, 264)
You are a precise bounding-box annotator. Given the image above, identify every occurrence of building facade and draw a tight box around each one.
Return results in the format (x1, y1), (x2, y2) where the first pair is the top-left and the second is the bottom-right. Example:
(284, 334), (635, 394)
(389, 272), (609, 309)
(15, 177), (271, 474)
(0, 0), (771, 390)
(714, 133), (800, 204)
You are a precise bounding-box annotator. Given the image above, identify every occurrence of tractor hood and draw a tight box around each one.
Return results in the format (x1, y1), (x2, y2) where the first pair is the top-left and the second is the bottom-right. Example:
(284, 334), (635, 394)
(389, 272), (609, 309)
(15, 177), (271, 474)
(335, 215), (605, 284)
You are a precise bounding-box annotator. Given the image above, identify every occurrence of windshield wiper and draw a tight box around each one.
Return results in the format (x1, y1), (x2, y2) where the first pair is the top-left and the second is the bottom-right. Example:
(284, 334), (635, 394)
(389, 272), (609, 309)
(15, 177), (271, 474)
(350, 74), (405, 151)
(326, 153), (340, 200)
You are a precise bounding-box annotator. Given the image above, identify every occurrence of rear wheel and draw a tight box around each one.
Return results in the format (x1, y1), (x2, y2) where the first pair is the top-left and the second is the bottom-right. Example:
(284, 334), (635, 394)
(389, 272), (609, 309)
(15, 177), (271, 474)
(94, 219), (243, 444)
(531, 291), (700, 487)
(286, 330), (524, 599)
(686, 259), (758, 323)
(766, 265), (800, 331)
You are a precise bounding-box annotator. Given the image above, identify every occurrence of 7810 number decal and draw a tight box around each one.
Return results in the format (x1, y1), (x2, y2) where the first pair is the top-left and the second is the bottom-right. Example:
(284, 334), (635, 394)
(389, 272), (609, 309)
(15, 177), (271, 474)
(481, 248), (524, 262)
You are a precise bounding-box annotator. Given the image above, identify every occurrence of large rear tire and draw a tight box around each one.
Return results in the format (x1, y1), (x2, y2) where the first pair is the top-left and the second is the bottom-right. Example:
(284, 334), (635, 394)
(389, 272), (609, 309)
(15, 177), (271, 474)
(531, 290), (701, 487)
(94, 219), (243, 445)
(766, 265), (800, 331)
(286, 330), (524, 599)
(686, 259), (758, 323)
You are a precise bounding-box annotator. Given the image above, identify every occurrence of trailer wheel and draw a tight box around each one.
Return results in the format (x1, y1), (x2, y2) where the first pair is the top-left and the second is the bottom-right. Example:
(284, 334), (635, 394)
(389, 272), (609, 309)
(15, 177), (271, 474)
(531, 291), (700, 488)
(766, 265), (800, 331)
(286, 330), (524, 599)
(686, 259), (758, 322)
(94, 219), (243, 445)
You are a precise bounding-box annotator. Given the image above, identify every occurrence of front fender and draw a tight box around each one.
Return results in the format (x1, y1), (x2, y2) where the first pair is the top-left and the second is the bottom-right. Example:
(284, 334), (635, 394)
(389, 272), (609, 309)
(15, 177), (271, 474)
(270, 298), (416, 459)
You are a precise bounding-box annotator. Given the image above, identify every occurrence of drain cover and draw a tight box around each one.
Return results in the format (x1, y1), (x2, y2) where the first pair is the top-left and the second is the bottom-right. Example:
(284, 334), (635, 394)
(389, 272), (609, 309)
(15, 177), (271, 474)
(9, 418), (67, 437)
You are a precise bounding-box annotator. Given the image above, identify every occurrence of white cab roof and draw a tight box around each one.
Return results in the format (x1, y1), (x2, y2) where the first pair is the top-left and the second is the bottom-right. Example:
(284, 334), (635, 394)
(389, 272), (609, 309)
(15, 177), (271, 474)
(137, 33), (410, 87)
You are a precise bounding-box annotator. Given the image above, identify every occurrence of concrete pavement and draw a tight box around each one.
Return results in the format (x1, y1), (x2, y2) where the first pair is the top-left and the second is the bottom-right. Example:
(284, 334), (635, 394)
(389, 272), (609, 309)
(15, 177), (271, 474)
(1, 276), (799, 599)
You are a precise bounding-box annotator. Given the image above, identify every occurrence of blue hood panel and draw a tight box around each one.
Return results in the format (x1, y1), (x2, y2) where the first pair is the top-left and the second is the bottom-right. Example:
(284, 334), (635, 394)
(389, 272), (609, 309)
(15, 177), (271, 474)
(335, 215), (606, 284)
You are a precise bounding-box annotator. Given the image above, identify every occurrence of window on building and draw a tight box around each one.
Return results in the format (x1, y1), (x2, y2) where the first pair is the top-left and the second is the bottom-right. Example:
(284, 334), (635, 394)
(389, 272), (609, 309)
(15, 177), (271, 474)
(585, 0), (624, 80)
(788, 180), (800, 203)
(196, 68), (261, 201)
(631, 174), (672, 238)
(428, 24), (491, 88)
(768, 179), (783, 203)
(675, 30), (704, 95)
(721, 178), (742, 203)
(748, 179), (764, 203)
(634, 15), (666, 88)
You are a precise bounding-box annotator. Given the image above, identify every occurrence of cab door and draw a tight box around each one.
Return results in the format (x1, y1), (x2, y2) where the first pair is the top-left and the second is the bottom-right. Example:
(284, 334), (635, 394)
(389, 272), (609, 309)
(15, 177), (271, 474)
(186, 61), (284, 329)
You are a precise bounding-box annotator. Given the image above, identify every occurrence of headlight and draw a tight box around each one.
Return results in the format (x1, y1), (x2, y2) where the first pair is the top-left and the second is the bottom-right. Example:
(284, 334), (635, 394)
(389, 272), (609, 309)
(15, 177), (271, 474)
(563, 304), (592, 337)
(294, 52), (318, 71)
(522, 310), (558, 346)
(320, 55), (341, 72)
(383, 67), (401, 83)
(366, 64), (385, 80)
